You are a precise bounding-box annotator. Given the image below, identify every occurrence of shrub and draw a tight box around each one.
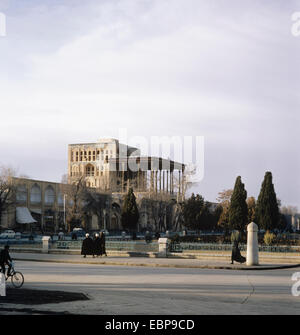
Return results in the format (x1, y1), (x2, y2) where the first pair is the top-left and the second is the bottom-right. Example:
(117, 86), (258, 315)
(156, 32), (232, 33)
(264, 231), (276, 246)
(231, 230), (241, 244)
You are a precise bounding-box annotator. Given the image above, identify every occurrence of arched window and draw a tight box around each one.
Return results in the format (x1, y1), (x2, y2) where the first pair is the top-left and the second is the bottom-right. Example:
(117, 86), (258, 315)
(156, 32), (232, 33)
(72, 165), (79, 176)
(16, 185), (27, 202)
(85, 164), (95, 177)
(30, 184), (41, 203)
(45, 185), (55, 205)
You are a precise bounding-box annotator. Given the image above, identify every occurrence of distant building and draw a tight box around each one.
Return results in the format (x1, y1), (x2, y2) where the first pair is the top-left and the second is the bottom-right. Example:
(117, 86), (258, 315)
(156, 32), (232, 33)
(1, 138), (187, 233)
(68, 138), (185, 197)
(1, 177), (65, 232)
(285, 214), (300, 232)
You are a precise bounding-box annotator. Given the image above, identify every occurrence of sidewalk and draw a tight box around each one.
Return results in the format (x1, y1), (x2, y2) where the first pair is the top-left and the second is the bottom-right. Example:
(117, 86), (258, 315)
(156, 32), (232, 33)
(11, 252), (300, 270)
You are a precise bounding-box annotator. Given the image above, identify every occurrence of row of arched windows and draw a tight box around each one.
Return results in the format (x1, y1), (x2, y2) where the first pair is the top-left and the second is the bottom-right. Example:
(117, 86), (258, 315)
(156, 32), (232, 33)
(71, 149), (113, 162)
(16, 184), (64, 205)
(70, 164), (104, 177)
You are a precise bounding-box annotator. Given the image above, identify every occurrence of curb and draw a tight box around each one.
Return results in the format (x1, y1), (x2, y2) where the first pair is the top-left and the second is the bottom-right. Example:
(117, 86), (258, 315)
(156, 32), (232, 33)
(13, 256), (300, 271)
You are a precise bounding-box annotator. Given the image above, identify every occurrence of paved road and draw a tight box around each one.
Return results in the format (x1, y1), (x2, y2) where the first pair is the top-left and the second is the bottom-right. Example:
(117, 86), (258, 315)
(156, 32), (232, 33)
(2, 261), (300, 314)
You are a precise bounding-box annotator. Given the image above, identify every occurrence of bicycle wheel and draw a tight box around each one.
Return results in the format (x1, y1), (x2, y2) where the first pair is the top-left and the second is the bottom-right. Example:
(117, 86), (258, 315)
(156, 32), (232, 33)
(11, 271), (24, 288)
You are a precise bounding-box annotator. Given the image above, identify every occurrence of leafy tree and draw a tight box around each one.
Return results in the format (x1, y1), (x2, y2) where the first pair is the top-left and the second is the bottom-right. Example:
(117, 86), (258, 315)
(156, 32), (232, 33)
(247, 197), (256, 223)
(200, 202), (220, 231)
(182, 194), (218, 231)
(277, 213), (288, 232)
(255, 172), (279, 231)
(121, 188), (139, 232)
(182, 193), (204, 230)
(228, 176), (248, 232)
(216, 189), (233, 203)
(216, 189), (233, 233)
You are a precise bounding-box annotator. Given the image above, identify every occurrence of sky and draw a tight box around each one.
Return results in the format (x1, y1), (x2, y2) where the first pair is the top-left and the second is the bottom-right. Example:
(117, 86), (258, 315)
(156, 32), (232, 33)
(0, 0), (299, 207)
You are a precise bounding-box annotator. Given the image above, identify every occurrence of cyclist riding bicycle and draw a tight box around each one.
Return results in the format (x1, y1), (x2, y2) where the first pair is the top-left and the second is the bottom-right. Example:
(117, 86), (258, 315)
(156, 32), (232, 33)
(0, 245), (12, 278)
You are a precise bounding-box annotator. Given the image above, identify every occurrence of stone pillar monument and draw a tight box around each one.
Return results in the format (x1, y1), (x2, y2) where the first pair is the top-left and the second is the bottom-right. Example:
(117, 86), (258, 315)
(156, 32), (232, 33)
(42, 236), (51, 254)
(158, 238), (169, 258)
(246, 222), (259, 266)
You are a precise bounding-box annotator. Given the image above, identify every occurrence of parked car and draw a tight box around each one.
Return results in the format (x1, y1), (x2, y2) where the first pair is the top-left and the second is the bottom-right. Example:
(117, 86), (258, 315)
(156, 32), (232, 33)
(71, 228), (86, 238)
(0, 229), (16, 239)
(15, 232), (22, 239)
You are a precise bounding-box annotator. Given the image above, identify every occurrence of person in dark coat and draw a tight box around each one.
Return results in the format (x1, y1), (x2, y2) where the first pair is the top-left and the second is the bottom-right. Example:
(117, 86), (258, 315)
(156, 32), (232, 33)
(0, 245), (12, 277)
(231, 241), (246, 264)
(81, 233), (94, 258)
(99, 232), (107, 257)
(93, 233), (102, 257)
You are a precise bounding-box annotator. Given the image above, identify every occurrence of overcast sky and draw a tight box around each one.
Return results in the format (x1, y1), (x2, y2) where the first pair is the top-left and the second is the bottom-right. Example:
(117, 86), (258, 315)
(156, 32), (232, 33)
(0, 0), (299, 207)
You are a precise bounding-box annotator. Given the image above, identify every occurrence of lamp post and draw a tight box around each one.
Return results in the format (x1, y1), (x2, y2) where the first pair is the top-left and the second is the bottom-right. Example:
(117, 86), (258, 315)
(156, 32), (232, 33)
(63, 194), (67, 231)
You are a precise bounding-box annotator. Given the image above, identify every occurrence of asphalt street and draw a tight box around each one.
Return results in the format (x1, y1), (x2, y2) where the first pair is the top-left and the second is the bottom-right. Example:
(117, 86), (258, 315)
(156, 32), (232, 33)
(1, 260), (300, 315)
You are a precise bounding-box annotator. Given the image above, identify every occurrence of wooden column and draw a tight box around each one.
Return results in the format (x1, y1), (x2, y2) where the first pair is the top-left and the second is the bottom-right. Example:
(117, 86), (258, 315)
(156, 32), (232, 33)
(159, 170), (162, 193)
(166, 171), (169, 194)
(122, 163), (125, 193)
(178, 170), (181, 197)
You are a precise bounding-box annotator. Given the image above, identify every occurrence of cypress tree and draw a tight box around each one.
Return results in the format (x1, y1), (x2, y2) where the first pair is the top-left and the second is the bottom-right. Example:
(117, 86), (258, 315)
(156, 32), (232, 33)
(121, 188), (139, 232)
(182, 193), (205, 230)
(255, 172), (279, 231)
(228, 176), (248, 232)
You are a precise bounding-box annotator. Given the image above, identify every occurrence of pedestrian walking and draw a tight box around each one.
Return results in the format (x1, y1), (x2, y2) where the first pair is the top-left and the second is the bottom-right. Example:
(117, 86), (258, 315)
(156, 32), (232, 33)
(81, 233), (94, 258)
(93, 233), (102, 257)
(231, 241), (246, 264)
(99, 231), (107, 257)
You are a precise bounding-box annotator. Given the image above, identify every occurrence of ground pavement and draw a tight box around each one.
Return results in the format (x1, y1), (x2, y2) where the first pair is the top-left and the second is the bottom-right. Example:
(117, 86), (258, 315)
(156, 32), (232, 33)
(0, 253), (300, 315)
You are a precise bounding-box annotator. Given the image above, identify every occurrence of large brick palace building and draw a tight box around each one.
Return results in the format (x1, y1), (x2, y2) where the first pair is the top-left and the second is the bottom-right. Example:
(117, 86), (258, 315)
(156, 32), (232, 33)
(1, 138), (186, 233)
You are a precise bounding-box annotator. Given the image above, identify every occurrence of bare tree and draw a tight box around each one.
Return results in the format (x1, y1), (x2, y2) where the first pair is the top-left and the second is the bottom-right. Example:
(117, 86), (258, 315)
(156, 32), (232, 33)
(82, 189), (109, 230)
(280, 205), (298, 216)
(60, 176), (88, 232)
(0, 166), (16, 224)
(0, 166), (19, 227)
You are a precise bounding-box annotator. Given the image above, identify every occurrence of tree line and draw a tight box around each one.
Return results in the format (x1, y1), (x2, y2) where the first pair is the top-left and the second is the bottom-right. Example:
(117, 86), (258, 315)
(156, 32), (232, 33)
(182, 172), (288, 233)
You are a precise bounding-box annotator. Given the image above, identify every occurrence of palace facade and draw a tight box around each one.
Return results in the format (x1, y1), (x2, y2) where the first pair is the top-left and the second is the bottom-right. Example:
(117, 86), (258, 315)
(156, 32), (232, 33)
(1, 138), (186, 233)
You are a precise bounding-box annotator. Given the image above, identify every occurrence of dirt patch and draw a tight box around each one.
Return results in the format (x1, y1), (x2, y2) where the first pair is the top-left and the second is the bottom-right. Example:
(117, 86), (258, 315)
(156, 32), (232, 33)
(0, 288), (89, 305)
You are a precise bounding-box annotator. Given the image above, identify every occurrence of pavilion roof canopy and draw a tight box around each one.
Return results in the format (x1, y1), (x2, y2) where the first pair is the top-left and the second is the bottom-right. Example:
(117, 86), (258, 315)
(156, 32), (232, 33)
(108, 156), (185, 171)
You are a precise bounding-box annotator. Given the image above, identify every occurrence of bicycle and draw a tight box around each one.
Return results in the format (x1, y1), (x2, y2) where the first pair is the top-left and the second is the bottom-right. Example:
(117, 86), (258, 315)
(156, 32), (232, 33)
(1, 261), (24, 288)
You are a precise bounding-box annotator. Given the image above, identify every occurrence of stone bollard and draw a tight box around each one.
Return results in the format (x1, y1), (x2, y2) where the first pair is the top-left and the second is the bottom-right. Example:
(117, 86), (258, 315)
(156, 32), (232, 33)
(42, 236), (51, 254)
(0, 273), (6, 297)
(246, 222), (259, 266)
(158, 238), (169, 258)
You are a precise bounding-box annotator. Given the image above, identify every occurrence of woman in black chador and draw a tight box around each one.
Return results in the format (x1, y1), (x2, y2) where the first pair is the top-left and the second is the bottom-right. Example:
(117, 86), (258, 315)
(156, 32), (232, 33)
(99, 232), (107, 257)
(93, 233), (102, 257)
(81, 233), (95, 258)
(231, 241), (246, 264)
